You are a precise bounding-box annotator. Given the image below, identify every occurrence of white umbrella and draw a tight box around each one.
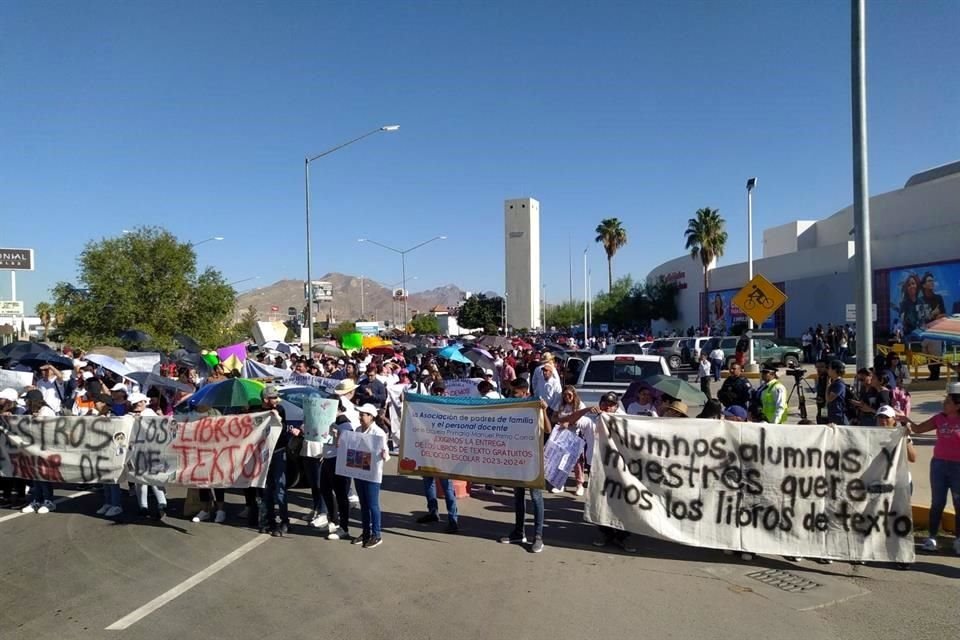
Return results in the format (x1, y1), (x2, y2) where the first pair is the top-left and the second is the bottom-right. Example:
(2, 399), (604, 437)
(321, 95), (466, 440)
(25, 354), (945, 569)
(262, 340), (298, 354)
(84, 353), (134, 377)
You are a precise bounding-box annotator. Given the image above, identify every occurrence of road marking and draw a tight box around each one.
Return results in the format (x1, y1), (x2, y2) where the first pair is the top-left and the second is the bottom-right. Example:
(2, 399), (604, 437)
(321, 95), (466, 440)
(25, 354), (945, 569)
(106, 534), (270, 631)
(0, 490), (92, 525)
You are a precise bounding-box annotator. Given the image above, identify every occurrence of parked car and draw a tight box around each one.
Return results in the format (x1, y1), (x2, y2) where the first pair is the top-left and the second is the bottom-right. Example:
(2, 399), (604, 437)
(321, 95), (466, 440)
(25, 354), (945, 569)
(703, 336), (802, 370)
(574, 354), (671, 406)
(647, 337), (686, 370)
(605, 341), (650, 355)
(680, 337), (711, 365)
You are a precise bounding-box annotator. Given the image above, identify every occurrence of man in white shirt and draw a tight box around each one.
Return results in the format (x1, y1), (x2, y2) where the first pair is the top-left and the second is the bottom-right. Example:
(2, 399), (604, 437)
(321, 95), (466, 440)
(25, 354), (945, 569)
(708, 346), (726, 382)
(533, 362), (562, 413)
(36, 365), (65, 414)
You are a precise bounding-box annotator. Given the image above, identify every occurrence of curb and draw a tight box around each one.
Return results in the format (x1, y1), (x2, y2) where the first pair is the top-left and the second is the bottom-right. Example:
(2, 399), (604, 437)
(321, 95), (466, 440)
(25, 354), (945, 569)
(911, 504), (956, 535)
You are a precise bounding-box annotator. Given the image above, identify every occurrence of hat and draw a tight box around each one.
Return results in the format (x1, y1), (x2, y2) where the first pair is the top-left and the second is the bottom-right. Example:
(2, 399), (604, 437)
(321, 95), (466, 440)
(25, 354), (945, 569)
(262, 384), (280, 399)
(419, 370), (432, 379)
(128, 392), (149, 405)
(600, 391), (619, 405)
(948, 382), (960, 395)
(483, 368), (494, 377)
(0, 388), (17, 402)
(334, 379), (358, 395)
(24, 389), (44, 404)
(541, 352), (556, 363)
(337, 359), (345, 365)
(663, 400), (689, 417)
(73, 358), (86, 369)
(356, 403), (378, 417)
(110, 383), (128, 394)
(82, 371), (94, 380)
(723, 406), (748, 420)
(761, 365), (779, 375)
(876, 405), (897, 418)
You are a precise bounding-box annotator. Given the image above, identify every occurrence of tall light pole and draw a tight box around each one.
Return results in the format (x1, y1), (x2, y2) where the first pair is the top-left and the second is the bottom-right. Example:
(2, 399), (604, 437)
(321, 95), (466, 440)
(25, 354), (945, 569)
(542, 284), (547, 331)
(304, 125), (399, 346)
(746, 177), (757, 372)
(385, 276), (417, 327)
(851, 0), (874, 367)
(358, 235), (446, 328)
(503, 293), (509, 337)
(583, 248), (588, 345)
(588, 267), (593, 343)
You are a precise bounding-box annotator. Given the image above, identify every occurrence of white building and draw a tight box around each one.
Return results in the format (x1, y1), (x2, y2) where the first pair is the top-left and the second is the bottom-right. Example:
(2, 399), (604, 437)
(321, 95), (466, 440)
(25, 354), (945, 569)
(504, 197), (541, 330)
(646, 161), (960, 338)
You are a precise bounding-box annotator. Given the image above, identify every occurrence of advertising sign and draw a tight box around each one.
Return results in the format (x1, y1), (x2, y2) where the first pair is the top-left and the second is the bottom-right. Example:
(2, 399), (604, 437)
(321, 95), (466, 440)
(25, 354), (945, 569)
(0, 248), (34, 271)
(0, 301), (24, 315)
(304, 281), (334, 303)
(356, 321), (380, 336)
(886, 260), (960, 338)
(705, 287), (778, 335)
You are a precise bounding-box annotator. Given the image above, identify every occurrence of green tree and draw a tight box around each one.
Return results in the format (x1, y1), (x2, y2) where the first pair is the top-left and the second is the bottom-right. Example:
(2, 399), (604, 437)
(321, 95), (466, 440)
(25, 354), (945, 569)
(544, 300), (584, 328)
(457, 294), (503, 332)
(51, 226), (235, 350)
(410, 314), (441, 335)
(330, 321), (357, 343)
(595, 218), (628, 291)
(238, 305), (260, 339)
(684, 207), (728, 326)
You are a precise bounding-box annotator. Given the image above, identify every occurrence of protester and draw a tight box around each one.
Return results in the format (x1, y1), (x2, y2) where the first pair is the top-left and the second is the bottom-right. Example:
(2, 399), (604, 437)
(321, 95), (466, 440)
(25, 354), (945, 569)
(352, 403), (390, 549)
(36, 364), (66, 414)
(697, 353), (712, 399)
(0, 388), (27, 508)
(626, 386), (658, 417)
(825, 360), (848, 425)
(553, 385), (592, 496)
(499, 380), (548, 553)
(20, 390), (58, 514)
(260, 385), (294, 537)
(415, 382), (460, 532)
(128, 392), (169, 518)
(906, 383), (960, 555)
(660, 399), (689, 419)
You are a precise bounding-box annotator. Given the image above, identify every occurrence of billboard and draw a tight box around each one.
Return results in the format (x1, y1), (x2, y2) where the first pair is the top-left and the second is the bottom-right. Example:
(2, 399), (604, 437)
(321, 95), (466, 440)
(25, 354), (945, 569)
(0, 249), (34, 271)
(355, 321), (380, 336)
(304, 281), (333, 303)
(704, 287), (777, 335)
(886, 259), (960, 338)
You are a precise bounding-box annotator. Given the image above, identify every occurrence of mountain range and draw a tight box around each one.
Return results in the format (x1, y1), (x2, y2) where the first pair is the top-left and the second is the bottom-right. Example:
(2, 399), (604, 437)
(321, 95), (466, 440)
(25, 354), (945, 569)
(235, 273), (472, 326)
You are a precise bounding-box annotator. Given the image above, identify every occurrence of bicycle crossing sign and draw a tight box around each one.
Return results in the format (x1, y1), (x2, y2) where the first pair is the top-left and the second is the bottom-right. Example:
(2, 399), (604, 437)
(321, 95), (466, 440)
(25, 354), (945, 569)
(731, 274), (787, 326)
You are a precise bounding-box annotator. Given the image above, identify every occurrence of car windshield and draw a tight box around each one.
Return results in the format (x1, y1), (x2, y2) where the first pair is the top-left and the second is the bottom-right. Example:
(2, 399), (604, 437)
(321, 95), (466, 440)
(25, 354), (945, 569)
(612, 343), (644, 354)
(652, 339), (671, 348)
(583, 360), (663, 383)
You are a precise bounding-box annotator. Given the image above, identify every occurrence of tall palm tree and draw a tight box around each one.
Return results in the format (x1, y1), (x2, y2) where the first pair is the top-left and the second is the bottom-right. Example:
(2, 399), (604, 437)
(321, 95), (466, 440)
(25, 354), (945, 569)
(35, 302), (53, 337)
(595, 218), (628, 291)
(684, 207), (728, 327)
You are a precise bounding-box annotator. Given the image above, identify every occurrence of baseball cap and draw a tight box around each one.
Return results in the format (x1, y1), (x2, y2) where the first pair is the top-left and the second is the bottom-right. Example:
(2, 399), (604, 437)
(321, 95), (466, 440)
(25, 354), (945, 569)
(82, 371), (94, 380)
(0, 388), (18, 402)
(356, 403), (378, 417)
(876, 405), (897, 418)
(128, 392), (149, 405)
(262, 385), (280, 399)
(723, 406), (748, 420)
(948, 382), (960, 395)
(483, 368), (494, 377)
(110, 383), (128, 393)
(600, 391), (619, 405)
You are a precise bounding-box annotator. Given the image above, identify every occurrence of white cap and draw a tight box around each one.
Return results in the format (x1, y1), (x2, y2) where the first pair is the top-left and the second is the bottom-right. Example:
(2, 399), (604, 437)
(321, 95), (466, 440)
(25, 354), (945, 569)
(484, 368), (494, 376)
(949, 382), (960, 395)
(110, 383), (128, 393)
(128, 392), (149, 405)
(73, 359), (86, 369)
(876, 405), (897, 418)
(82, 371), (94, 380)
(0, 388), (18, 402)
(356, 403), (378, 417)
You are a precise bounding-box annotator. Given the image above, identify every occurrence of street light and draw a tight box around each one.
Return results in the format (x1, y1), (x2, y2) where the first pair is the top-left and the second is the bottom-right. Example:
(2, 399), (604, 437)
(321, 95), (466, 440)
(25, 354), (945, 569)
(386, 276), (418, 327)
(304, 125), (399, 346)
(358, 235), (446, 327)
(229, 276), (259, 287)
(746, 177), (757, 372)
(190, 236), (225, 247)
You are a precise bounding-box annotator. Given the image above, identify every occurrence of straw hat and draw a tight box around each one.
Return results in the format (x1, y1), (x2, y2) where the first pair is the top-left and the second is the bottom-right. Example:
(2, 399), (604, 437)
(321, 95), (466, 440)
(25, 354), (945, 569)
(334, 379), (358, 395)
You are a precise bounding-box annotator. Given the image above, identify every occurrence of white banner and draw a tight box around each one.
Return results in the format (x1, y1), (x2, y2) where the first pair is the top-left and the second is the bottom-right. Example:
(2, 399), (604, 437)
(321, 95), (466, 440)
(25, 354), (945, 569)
(586, 415), (915, 563)
(442, 378), (483, 398)
(398, 395), (545, 488)
(289, 372), (340, 392)
(544, 427), (585, 489)
(0, 369), (34, 392)
(0, 415), (134, 483)
(124, 352), (162, 373)
(123, 411), (281, 488)
(336, 430), (385, 483)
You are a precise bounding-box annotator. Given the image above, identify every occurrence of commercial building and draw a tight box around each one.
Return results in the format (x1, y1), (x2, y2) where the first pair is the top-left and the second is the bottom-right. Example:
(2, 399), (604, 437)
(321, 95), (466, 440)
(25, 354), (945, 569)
(646, 161), (960, 339)
(504, 197), (541, 331)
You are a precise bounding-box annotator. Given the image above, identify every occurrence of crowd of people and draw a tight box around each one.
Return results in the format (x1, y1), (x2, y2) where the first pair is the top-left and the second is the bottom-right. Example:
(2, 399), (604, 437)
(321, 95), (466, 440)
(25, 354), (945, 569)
(0, 335), (958, 561)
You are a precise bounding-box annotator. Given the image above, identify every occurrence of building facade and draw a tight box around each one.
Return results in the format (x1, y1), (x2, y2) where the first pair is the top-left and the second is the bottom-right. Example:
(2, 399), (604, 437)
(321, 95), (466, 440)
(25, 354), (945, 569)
(646, 162), (960, 339)
(504, 197), (541, 330)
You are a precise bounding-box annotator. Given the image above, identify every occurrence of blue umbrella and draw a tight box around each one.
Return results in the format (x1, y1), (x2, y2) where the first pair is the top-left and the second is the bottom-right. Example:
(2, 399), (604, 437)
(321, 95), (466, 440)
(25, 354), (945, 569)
(438, 345), (472, 365)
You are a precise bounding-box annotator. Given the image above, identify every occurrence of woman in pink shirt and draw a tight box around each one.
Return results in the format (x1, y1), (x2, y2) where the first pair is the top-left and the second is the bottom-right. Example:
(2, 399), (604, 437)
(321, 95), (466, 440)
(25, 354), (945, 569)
(908, 382), (960, 555)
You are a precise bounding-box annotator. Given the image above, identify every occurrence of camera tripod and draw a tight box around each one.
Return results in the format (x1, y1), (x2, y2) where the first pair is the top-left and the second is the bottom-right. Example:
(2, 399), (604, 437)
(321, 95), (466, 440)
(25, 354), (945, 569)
(785, 369), (809, 421)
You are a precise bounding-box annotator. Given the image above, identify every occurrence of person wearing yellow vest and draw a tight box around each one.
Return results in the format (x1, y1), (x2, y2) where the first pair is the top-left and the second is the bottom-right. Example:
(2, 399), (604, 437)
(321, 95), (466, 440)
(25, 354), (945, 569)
(760, 366), (788, 424)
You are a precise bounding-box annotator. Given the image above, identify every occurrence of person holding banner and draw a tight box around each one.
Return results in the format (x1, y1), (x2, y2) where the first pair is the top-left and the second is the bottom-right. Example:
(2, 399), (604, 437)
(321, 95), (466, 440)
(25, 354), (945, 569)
(320, 401), (356, 541)
(352, 404), (390, 549)
(415, 382), (460, 533)
(0, 388), (28, 508)
(554, 386), (592, 496)
(261, 385), (294, 537)
(129, 393), (169, 519)
(499, 379), (548, 554)
(20, 390), (58, 515)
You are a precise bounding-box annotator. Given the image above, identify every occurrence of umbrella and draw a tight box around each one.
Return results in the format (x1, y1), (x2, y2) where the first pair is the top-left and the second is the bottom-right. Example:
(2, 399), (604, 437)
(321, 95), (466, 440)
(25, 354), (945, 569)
(543, 342), (567, 354)
(174, 334), (203, 353)
(461, 346), (496, 371)
(170, 349), (212, 375)
(0, 341), (56, 361)
(262, 340), (298, 354)
(118, 329), (152, 345)
(312, 343), (346, 358)
(645, 374), (707, 406)
(88, 345), (128, 361)
(369, 345), (396, 357)
(477, 335), (511, 351)
(85, 353), (135, 377)
(187, 378), (266, 410)
(15, 351), (75, 370)
(128, 371), (194, 394)
(511, 338), (533, 351)
(438, 345), (472, 365)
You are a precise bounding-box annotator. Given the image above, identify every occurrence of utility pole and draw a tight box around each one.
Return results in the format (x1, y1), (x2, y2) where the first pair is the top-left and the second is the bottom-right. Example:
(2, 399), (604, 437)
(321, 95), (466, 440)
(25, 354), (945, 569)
(851, 0), (874, 367)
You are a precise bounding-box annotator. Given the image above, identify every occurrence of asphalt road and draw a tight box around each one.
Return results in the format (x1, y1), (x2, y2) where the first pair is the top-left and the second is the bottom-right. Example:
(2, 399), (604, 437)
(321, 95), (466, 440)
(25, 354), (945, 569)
(3, 460), (958, 640)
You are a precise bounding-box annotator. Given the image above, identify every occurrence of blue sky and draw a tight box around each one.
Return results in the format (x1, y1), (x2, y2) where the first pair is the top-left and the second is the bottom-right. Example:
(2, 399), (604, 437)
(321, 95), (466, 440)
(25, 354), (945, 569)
(2, 1), (958, 314)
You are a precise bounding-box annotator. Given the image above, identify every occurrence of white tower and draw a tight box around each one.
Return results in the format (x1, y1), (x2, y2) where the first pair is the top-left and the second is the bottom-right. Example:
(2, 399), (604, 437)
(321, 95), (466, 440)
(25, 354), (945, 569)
(504, 197), (541, 330)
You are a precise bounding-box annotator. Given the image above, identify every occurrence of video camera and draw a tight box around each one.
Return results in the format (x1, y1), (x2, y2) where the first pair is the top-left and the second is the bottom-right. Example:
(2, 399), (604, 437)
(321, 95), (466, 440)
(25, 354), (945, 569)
(785, 368), (807, 380)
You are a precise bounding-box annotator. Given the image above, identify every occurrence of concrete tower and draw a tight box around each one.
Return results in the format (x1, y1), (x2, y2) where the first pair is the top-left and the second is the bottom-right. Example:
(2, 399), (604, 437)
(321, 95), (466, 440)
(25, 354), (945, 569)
(504, 197), (541, 330)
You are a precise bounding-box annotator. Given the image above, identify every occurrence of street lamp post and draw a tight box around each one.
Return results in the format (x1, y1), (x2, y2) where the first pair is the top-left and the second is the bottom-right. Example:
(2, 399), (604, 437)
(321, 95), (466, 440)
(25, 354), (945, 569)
(358, 236), (446, 327)
(851, 0), (874, 369)
(502, 293), (509, 337)
(385, 276), (417, 328)
(304, 125), (399, 347)
(583, 248), (588, 345)
(190, 236), (225, 247)
(746, 177), (757, 372)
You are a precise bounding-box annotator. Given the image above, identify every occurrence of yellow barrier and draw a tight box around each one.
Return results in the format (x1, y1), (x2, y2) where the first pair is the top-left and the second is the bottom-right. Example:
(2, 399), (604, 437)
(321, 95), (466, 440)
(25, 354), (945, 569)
(912, 504), (956, 535)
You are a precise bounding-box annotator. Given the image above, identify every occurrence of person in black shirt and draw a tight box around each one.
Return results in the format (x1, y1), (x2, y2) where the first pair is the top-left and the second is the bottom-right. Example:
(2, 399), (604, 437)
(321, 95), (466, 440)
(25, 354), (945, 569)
(825, 360), (848, 425)
(356, 363), (387, 409)
(260, 385), (297, 536)
(813, 359), (829, 423)
(717, 362), (753, 411)
(852, 368), (891, 427)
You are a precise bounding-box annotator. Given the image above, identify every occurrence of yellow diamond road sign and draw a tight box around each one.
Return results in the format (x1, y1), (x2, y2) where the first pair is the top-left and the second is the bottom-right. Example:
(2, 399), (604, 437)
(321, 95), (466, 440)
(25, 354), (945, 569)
(731, 274), (787, 326)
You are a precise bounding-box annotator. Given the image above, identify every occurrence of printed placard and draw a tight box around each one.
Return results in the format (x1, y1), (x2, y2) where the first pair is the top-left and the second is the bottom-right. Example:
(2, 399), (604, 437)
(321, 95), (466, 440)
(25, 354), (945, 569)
(544, 427), (585, 489)
(335, 430), (385, 483)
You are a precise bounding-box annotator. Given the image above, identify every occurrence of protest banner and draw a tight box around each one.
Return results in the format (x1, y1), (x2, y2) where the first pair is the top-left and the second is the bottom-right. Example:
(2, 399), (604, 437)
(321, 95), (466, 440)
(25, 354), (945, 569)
(398, 394), (545, 488)
(0, 415), (134, 483)
(288, 372), (340, 393)
(243, 359), (292, 381)
(544, 427), (585, 489)
(586, 415), (915, 563)
(335, 430), (385, 483)
(123, 411), (281, 488)
(302, 394), (338, 444)
(0, 369), (34, 393)
(386, 383), (406, 439)
(443, 378), (483, 398)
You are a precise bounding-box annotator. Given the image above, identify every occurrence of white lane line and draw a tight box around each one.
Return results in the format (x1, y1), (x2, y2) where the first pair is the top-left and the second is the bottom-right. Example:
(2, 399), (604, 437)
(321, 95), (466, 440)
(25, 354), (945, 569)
(0, 490), (93, 525)
(106, 534), (270, 631)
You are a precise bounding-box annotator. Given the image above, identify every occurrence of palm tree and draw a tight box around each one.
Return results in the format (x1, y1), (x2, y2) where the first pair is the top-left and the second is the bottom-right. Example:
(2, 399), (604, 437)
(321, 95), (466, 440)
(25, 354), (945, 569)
(595, 218), (628, 291)
(35, 302), (53, 337)
(684, 207), (728, 327)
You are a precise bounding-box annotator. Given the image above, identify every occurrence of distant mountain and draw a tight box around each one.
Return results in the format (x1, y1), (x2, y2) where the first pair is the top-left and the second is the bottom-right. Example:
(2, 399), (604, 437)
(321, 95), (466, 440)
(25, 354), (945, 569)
(234, 273), (467, 326)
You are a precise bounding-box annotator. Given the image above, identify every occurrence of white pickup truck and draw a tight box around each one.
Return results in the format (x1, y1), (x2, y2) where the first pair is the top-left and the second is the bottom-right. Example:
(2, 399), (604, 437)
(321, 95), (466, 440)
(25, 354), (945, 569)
(573, 354), (671, 406)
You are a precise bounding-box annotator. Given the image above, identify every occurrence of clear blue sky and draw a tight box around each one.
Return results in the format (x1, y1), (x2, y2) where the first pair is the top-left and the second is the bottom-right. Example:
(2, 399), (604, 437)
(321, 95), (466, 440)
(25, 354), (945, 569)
(2, 1), (958, 314)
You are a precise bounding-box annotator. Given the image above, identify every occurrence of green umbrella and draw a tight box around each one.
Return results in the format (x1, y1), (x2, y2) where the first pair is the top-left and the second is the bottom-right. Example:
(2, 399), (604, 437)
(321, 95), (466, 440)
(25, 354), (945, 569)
(188, 378), (266, 410)
(645, 374), (707, 406)
(312, 343), (346, 358)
